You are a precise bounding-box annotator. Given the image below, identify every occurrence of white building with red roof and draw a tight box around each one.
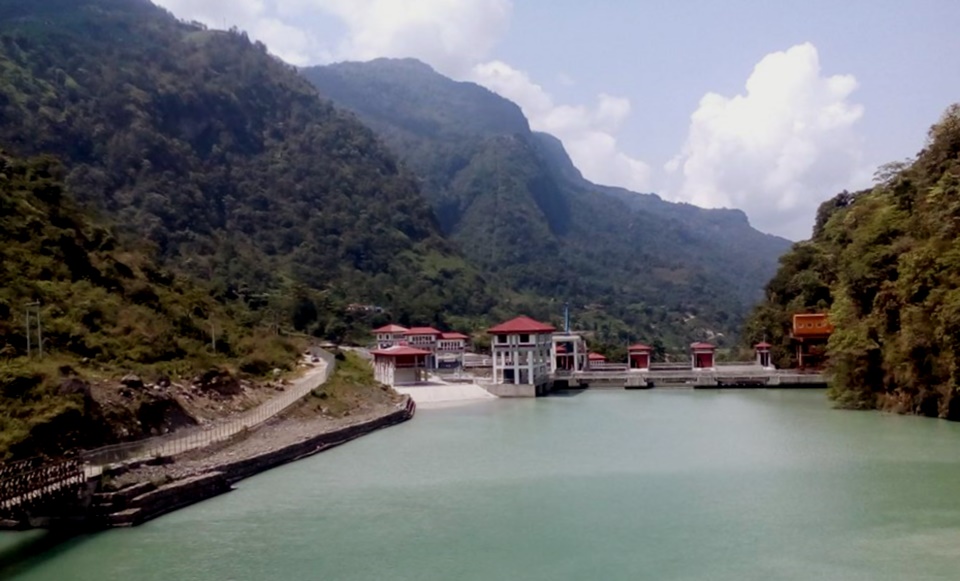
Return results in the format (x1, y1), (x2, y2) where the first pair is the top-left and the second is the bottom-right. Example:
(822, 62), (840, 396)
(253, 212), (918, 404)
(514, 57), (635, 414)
(436, 332), (469, 368)
(403, 327), (443, 368)
(372, 324), (409, 349)
(488, 315), (556, 396)
(371, 345), (432, 386)
(371, 324), (472, 370)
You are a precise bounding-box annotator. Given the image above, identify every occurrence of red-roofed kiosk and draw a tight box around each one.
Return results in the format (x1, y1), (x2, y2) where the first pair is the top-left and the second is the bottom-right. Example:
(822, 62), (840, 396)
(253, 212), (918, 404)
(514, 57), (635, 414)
(587, 352), (607, 369)
(488, 316), (556, 397)
(755, 342), (773, 369)
(371, 345), (431, 387)
(629, 344), (652, 371)
(691, 342), (716, 370)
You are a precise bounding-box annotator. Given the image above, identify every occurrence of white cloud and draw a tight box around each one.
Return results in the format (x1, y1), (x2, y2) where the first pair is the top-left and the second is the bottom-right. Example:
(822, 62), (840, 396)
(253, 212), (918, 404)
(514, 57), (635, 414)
(155, 0), (512, 72)
(666, 43), (870, 240)
(313, 0), (512, 77)
(153, 0), (325, 65)
(472, 61), (652, 191)
(153, 0), (651, 193)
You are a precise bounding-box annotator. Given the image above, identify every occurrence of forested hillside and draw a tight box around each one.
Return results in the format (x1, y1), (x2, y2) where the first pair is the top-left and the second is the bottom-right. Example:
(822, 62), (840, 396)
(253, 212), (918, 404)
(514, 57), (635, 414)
(0, 0), (492, 340)
(0, 149), (308, 458)
(744, 104), (960, 419)
(304, 59), (791, 348)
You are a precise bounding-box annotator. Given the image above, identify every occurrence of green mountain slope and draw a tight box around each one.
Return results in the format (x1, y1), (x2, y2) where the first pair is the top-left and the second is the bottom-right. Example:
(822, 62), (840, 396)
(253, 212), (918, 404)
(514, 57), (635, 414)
(743, 104), (960, 419)
(0, 0), (491, 338)
(0, 149), (307, 459)
(303, 58), (791, 347)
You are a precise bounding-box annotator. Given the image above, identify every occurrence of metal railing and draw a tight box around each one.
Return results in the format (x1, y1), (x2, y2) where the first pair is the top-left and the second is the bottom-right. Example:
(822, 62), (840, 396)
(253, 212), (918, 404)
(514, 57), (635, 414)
(1, 351), (337, 517)
(81, 350), (336, 468)
(0, 458), (84, 512)
(589, 362), (628, 371)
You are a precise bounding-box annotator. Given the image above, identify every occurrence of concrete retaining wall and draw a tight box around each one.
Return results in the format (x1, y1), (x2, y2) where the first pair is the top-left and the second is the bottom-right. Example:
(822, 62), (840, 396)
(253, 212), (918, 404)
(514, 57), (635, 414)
(481, 383), (537, 398)
(95, 398), (416, 528)
(216, 401), (415, 485)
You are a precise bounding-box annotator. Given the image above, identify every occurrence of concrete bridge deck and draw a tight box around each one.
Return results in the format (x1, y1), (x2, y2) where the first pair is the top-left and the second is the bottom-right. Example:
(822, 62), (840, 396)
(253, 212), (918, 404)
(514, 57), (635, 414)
(556, 365), (826, 389)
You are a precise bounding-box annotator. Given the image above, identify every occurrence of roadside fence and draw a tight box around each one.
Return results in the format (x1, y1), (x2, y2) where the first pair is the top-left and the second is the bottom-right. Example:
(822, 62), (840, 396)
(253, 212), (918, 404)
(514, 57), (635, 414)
(80, 349), (336, 469)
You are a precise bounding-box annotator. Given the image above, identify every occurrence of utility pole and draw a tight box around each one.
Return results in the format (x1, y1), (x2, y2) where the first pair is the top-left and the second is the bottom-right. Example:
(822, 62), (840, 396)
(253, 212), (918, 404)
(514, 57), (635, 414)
(24, 302), (41, 359)
(210, 321), (217, 353)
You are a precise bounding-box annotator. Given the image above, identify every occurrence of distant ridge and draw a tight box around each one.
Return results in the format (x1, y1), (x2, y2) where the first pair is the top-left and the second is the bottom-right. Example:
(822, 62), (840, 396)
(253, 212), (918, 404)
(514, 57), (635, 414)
(304, 58), (792, 347)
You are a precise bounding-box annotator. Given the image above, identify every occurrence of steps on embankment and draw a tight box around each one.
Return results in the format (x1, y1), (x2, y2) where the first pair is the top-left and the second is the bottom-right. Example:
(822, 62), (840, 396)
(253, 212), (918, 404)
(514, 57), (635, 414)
(91, 472), (231, 527)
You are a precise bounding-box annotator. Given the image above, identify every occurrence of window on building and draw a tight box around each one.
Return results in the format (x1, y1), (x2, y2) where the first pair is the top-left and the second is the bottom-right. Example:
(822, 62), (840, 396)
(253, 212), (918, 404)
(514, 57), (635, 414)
(519, 334), (530, 343)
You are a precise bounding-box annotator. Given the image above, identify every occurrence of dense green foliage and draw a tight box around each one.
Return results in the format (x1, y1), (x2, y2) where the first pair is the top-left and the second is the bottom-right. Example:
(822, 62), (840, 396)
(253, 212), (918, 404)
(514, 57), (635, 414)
(0, 149), (307, 459)
(1, 150), (250, 368)
(303, 351), (400, 417)
(304, 59), (791, 350)
(744, 104), (960, 418)
(0, 0), (492, 342)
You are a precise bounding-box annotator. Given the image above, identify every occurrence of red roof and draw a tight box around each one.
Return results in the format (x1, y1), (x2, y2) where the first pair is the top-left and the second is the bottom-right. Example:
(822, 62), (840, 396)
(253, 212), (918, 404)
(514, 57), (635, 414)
(370, 346), (432, 357)
(404, 327), (442, 336)
(488, 316), (556, 334)
(372, 324), (408, 333)
(628, 343), (652, 352)
(441, 332), (469, 340)
(588, 352), (607, 361)
(755, 341), (772, 349)
(690, 342), (716, 350)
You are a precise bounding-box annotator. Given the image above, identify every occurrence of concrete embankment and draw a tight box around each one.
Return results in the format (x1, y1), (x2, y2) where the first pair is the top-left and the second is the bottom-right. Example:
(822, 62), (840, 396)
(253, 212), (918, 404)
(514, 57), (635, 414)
(394, 383), (497, 408)
(94, 398), (416, 527)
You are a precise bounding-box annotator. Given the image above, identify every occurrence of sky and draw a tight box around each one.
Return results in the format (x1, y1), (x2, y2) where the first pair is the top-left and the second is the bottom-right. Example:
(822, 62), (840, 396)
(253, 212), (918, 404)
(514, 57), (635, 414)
(153, 0), (960, 240)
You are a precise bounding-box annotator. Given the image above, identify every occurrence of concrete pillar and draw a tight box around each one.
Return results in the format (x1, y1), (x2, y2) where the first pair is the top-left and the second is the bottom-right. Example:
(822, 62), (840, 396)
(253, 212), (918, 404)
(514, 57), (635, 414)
(528, 350), (534, 386)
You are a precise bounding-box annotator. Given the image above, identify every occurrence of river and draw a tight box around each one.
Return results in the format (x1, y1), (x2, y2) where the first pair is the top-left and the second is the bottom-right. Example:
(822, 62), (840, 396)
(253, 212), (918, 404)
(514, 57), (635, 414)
(4, 389), (960, 580)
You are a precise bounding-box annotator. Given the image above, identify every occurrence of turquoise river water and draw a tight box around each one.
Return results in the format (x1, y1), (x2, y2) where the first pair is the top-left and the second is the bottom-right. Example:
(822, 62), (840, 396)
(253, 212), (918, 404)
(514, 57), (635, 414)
(4, 389), (960, 580)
